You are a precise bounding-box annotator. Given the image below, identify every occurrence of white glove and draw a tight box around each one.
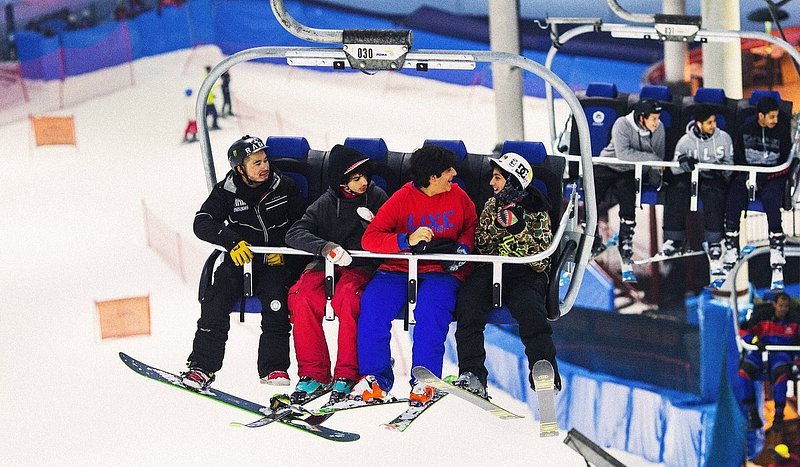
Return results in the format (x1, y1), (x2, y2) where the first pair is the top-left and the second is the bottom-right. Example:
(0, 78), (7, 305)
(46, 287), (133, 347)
(357, 207), (375, 224)
(323, 242), (352, 266)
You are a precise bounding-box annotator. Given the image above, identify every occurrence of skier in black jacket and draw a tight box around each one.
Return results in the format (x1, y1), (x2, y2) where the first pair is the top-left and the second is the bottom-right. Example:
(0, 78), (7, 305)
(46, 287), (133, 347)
(182, 135), (307, 390)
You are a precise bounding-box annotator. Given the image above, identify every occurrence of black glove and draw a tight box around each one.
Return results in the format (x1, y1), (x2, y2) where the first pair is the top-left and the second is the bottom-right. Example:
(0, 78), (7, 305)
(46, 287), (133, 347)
(410, 238), (455, 255)
(678, 155), (697, 172)
(495, 204), (526, 235)
(440, 243), (469, 273)
(646, 168), (663, 190)
(752, 336), (767, 352)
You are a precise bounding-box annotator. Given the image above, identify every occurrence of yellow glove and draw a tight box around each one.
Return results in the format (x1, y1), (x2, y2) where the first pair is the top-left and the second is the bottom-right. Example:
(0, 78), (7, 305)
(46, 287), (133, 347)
(267, 253), (285, 266)
(230, 240), (253, 266)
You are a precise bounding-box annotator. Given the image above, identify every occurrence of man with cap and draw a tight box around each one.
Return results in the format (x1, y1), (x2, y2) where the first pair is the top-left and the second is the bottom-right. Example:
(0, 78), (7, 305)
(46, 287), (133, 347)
(453, 152), (559, 398)
(181, 135), (307, 391)
(595, 98), (666, 262)
(285, 144), (388, 406)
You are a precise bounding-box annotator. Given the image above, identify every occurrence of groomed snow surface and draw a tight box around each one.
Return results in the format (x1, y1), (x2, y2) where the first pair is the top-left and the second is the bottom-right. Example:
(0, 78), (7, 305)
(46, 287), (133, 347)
(0, 46), (661, 466)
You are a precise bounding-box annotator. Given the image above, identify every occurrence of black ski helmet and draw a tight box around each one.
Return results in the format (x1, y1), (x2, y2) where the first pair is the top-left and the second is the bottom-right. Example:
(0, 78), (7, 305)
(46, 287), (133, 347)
(632, 99), (663, 122)
(227, 135), (266, 169)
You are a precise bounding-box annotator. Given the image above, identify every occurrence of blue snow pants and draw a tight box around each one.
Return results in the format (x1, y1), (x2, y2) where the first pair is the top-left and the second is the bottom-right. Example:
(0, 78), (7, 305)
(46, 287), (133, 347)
(357, 271), (460, 391)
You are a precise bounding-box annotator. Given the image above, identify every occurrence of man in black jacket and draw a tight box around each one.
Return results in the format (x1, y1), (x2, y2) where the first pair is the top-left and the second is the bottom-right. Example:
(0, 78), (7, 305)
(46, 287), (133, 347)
(182, 135), (307, 390)
(724, 97), (792, 272)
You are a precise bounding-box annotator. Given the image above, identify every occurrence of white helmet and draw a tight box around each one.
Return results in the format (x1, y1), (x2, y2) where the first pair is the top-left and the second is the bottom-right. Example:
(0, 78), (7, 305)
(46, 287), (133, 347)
(490, 152), (533, 189)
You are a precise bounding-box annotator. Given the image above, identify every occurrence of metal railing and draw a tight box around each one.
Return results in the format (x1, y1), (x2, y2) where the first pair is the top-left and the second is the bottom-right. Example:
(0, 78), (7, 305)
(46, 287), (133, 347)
(193, 0), (600, 319)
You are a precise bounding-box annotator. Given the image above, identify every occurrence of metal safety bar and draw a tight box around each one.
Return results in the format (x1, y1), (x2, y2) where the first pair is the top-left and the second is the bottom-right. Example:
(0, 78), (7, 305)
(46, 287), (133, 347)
(211, 193), (579, 325)
(543, 23), (800, 158)
(727, 245), (800, 354)
(195, 24), (598, 318)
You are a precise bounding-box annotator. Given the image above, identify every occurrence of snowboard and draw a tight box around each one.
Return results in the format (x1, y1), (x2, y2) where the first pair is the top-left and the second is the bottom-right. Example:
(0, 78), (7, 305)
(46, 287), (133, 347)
(118, 352), (359, 442)
(411, 366), (524, 420)
(531, 360), (559, 438)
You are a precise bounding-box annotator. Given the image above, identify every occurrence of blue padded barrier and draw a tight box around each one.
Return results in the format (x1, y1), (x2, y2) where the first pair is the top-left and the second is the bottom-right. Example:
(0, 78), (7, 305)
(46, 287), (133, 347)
(444, 324), (715, 466)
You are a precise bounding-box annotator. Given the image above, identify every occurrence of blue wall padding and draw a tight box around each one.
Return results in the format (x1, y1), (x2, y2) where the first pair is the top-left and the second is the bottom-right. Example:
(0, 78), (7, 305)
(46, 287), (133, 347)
(16, 0), (649, 96)
(445, 324), (717, 466)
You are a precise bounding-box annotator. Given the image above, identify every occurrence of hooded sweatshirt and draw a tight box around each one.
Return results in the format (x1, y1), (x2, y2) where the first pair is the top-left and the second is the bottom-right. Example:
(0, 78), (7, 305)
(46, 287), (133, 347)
(361, 181), (477, 282)
(474, 185), (553, 273)
(671, 121), (734, 179)
(285, 145), (388, 271)
(598, 111), (665, 172)
(735, 115), (792, 168)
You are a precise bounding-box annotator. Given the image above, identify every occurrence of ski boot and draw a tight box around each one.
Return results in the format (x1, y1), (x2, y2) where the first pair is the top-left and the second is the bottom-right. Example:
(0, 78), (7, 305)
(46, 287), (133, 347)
(409, 383), (436, 407)
(180, 367), (215, 391)
(658, 238), (686, 257)
(260, 370), (290, 386)
(619, 219), (636, 282)
(347, 375), (390, 404)
(327, 378), (356, 406)
(722, 231), (740, 272)
(452, 371), (489, 399)
(769, 232), (786, 290)
(290, 376), (330, 404)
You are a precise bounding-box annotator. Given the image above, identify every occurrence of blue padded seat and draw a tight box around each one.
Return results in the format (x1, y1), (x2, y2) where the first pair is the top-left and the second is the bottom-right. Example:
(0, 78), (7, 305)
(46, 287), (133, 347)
(586, 82), (618, 98)
(680, 87), (736, 134)
(343, 137), (393, 193)
(570, 82), (629, 159)
(737, 90), (793, 133)
(637, 84), (681, 159)
(422, 139), (471, 194)
(266, 136), (313, 199)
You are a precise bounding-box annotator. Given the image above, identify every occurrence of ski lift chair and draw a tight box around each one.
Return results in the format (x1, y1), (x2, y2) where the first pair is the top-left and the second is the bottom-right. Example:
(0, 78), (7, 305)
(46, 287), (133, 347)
(342, 137), (404, 195)
(680, 87), (737, 133)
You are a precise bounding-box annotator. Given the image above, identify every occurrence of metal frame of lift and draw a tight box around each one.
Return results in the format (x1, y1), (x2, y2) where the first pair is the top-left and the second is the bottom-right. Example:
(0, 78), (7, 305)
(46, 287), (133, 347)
(192, 0), (601, 324)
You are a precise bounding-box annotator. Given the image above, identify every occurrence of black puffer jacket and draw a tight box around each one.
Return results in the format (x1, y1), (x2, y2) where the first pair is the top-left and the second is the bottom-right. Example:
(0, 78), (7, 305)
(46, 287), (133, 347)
(285, 146), (388, 271)
(194, 169), (307, 268)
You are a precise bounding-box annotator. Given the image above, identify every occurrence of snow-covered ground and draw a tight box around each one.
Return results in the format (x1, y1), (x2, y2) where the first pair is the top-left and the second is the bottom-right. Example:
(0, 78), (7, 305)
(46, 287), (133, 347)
(0, 45), (661, 465)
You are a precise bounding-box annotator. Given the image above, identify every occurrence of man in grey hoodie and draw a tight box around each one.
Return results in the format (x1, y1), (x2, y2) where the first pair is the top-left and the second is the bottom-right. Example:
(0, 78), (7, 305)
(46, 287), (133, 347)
(660, 104), (733, 264)
(595, 99), (665, 260)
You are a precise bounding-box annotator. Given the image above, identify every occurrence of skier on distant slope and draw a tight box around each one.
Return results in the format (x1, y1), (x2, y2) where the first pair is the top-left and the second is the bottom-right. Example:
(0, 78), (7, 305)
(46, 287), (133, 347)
(285, 144), (388, 406)
(453, 152), (560, 398)
(181, 135), (307, 391)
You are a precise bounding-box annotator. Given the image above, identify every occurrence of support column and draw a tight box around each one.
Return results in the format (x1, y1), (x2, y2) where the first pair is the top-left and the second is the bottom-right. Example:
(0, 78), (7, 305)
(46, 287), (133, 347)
(663, 0), (687, 85)
(489, 0), (524, 147)
(700, 0), (743, 98)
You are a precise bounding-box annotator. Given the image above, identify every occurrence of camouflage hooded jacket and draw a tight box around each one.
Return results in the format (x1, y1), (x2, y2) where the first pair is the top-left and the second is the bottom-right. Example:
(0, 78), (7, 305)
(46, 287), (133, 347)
(474, 188), (552, 273)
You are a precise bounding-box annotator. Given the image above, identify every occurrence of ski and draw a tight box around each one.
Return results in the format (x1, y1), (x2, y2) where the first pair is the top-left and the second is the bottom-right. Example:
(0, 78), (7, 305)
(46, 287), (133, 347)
(119, 352), (359, 442)
(381, 390), (447, 432)
(620, 258), (637, 283)
(317, 396), (409, 414)
(532, 360), (559, 438)
(709, 245), (756, 290)
(632, 249), (706, 265)
(231, 395), (332, 428)
(770, 265), (784, 291)
(411, 366), (524, 419)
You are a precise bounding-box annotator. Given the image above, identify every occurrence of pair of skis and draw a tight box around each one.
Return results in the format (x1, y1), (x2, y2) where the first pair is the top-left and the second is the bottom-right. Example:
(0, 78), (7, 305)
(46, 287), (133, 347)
(121, 353), (559, 439)
(119, 352), (359, 442)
